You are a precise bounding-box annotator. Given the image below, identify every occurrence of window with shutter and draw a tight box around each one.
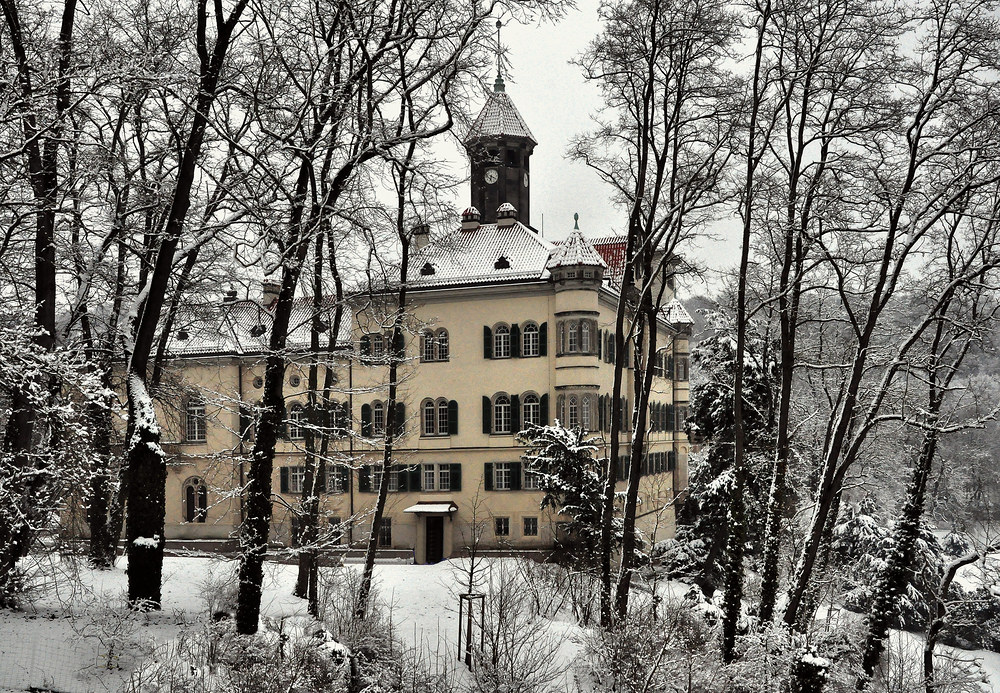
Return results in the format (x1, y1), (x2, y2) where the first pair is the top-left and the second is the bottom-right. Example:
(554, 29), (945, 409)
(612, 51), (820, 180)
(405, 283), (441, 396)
(449, 463), (462, 491)
(510, 323), (521, 357)
(483, 326), (493, 359)
(483, 462), (494, 491)
(448, 400), (459, 435)
(482, 396), (491, 434)
(539, 322), (547, 355)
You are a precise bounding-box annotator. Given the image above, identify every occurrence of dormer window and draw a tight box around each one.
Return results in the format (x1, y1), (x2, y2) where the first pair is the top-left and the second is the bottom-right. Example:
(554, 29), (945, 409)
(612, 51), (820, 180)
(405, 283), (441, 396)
(584, 269), (594, 278)
(420, 262), (435, 276)
(494, 256), (510, 270)
(566, 270), (577, 279)
(250, 324), (266, 337)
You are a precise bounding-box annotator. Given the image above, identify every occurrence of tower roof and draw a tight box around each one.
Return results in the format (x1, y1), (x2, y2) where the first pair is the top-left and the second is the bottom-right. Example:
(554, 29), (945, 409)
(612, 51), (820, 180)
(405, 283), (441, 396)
(464, 87), (536, 146)
(546, 217), (607, 270)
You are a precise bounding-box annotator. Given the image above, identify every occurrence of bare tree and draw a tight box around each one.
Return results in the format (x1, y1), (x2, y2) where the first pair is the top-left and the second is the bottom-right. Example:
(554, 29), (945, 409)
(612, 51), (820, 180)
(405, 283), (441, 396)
(571, 0), (740, 628)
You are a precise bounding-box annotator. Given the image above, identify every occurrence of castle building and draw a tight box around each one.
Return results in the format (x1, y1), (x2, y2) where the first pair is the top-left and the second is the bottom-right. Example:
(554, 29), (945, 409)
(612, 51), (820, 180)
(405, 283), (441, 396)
(154, 77), (693, 563)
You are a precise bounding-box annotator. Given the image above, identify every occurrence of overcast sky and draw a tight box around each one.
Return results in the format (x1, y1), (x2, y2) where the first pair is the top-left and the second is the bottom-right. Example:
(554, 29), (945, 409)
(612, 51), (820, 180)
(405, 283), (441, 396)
(439, 0), (741, 294)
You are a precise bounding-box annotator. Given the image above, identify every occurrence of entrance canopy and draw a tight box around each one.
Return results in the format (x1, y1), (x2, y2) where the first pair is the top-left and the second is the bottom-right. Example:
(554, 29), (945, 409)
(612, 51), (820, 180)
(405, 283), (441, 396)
(403, 501), (458, 514)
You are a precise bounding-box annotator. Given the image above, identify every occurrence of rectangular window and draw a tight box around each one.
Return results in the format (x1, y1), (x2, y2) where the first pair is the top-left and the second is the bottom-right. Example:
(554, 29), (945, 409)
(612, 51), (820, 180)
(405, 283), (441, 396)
(675, 406), (688, 432)
(388, 469), (399, 492)
(186, 401), (207, 442)
(676, 355), (689, 381)
(523, 469), (540, 490)
(523, 517), (538, 536)
(288, 466), (305, 494)
(494, 462), (512, 490)
(377, 518), (392, 547)
(372, 467), (398, 492)
(373, 405), (385, 435)
(421, 463), (451, 492)
(327, 467), (342, 493)
(494, 517), (510, 537)
(370, 334), (385, 358)
(329, 516), (343, 544)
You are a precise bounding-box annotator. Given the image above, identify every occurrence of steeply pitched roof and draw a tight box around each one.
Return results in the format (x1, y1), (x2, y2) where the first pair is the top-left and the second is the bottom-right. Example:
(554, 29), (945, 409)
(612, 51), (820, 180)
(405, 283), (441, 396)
(464, 89), (536, 146)
(545, 227), (607, 270)
(590, 234), (628, 282)
(662, 298), (694, 326)
(411, 221), (554, 288)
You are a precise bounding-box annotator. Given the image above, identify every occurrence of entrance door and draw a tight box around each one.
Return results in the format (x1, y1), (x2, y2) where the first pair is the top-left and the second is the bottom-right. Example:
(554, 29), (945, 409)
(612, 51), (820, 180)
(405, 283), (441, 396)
(425, 516), (444, 564)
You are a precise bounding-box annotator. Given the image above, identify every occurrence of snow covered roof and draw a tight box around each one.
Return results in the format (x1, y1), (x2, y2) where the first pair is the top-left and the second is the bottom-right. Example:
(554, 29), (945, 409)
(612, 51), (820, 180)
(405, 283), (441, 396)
(463, 84), (536, 146)
(169, 298), (352, 357)
(545, 225), (607, 270)
(410, 220), (555, 288)
(662, 298), (694, 326)
(403, 501), (458, 514)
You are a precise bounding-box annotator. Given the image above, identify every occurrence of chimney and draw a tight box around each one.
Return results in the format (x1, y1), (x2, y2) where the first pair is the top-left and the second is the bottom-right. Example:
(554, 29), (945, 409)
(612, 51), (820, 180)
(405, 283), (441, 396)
(262, 280), (280, 307)
(497, 202), (517, 228)
(461, 206), (481, 232)
(412, 223), (430, 251)
(223, 288), (238, 303)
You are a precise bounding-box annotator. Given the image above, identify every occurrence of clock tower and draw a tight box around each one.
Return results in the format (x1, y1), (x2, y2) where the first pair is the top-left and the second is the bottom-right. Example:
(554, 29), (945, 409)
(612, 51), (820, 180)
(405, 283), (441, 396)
(464, 72), (536, 226)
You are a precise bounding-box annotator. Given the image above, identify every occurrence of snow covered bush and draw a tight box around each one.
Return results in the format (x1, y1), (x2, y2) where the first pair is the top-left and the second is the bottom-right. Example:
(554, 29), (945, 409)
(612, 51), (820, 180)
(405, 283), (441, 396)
(831, 497), (942, 630)
(471, 560), (568, 693)
(670, 315), (779, 590)
(519, 423), (622, 569)
(0, 312), (109, 606)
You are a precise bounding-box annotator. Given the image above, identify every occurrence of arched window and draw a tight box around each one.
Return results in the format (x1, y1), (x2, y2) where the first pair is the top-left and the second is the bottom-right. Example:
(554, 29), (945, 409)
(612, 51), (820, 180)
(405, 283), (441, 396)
(522, 322), (539, 357)
(370, 334), (385, 358)
(581, 321), (591, 353)
(422, 399), (436, 436)
(288, 403), (305, 439)
(437, 398), (449, 434)
(493, 394), (511, 434)
(556, 395), (565, 424)
(522, 393), (540, 428)
(568, 396), (579, 428)
(421, 330), (435, 362)
(581, 395), (592, 431)
(568, 322), (579, 352)
(186, 396), (206, 442)
(183, 477), (207, 523)
(330, 400), (349, 436)
(436, 329), (449, 360)
(372, 401), (385, 434)
(493, 324), (511, 359)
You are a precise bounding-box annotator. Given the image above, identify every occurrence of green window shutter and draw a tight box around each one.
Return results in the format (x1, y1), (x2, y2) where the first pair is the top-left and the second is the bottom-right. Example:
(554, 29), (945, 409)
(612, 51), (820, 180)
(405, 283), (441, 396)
(598, 331), (603, 360)
(280, 467), (289, 494)
(540, 394), (549, 426)
(449, 463), (462, 491)
(359, 465), (371, 493)
(339, 466), (351, 492)
(539, 322), (547, 356)
(667, 354), (675, 380)
(511, 323), (521, 357)
(668, 451), (676, 471)
(393, 331), (405, 358)
(484, 463), (494, 491)
(483, 326), (493, 359)
(408, 466), (421, 492)
(395, 465), (407, 492)
(360, 335), (370, 356)
(510, 462), (522, 491)
(482, 396), (491, 434)
(511, 394), (521, 432)
(395, 402), (405, 436)
(666, 404), (675, 432)
(361, 403), (372, 436)
(448, 400), (459, 435)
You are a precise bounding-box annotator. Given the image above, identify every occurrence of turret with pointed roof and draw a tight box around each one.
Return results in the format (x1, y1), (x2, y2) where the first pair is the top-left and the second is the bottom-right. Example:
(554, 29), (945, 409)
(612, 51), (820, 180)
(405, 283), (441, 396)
(465, 69), (536, 226)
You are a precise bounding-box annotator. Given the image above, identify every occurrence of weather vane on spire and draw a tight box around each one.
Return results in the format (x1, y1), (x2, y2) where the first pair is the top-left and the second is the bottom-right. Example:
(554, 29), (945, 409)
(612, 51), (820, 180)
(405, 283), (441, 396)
(494, 19), (505, 93)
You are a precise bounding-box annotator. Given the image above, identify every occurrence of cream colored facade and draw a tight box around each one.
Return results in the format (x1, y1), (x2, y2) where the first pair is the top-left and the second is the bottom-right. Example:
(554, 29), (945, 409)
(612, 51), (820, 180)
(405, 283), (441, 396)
(153, 79), (692, 563)
(155, 266), (691, 564)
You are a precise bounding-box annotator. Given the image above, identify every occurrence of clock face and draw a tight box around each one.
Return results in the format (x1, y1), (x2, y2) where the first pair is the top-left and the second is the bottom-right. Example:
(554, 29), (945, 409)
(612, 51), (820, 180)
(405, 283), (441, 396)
(522, 172), (529, 188)
(485, 168), (498, 184)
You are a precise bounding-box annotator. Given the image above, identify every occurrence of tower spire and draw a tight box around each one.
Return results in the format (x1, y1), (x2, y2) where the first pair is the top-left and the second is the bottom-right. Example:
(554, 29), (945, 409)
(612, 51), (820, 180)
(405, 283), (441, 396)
(494, 19), (505, 93)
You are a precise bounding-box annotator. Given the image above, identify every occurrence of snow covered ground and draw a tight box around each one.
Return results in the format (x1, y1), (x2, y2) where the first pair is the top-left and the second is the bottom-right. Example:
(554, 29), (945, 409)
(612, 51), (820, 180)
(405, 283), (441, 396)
(0, 555), (997, 691)
(0, 555), (583, 693)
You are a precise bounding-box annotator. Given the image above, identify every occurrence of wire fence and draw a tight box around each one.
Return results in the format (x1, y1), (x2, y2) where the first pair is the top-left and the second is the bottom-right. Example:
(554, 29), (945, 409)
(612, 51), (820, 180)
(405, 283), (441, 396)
(0, 635), (132, 693)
